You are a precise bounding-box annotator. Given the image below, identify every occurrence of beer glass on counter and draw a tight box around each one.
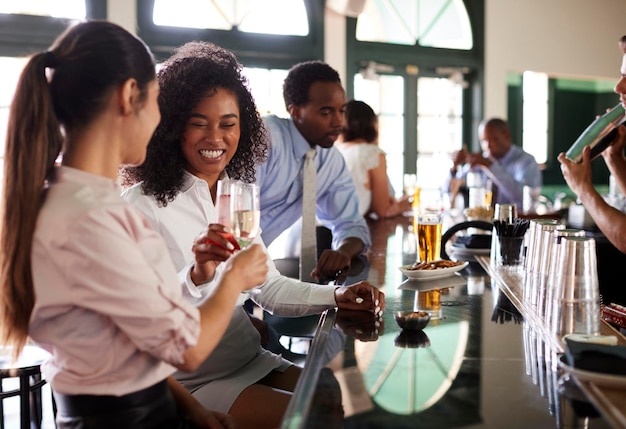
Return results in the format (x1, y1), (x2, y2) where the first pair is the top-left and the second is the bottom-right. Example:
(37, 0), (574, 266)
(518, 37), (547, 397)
(416, 212), (443, 262)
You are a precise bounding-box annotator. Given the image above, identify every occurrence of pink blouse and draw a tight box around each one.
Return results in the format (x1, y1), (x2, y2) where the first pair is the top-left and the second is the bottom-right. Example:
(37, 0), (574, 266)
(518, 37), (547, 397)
(29, 167), (200, 396)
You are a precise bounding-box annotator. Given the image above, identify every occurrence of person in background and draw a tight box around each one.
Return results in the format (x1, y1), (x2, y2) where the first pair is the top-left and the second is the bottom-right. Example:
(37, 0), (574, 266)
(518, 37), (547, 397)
(335, 99), (411, 219)
(256, 61), (371, 281)
(619, 34), (626, 54)
(448, 117), (542, 209)
(558, 40), (626, 253)
(0, 20), (271, 429)
(120, 41), (384, 429)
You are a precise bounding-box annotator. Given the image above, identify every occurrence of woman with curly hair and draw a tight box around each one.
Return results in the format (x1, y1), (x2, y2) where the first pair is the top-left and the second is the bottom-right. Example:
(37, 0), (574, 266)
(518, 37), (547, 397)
(120, 41), (381, 429)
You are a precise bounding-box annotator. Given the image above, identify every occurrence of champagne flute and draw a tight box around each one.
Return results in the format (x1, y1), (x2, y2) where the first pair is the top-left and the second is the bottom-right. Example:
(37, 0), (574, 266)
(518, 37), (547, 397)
(212, 179), (240, 250)
(216, 179), (235, 228)
(230, 181), (261, 248)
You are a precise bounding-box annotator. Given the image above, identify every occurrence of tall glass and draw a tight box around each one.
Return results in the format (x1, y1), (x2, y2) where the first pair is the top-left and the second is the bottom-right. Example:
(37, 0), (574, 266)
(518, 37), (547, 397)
(416, 212), (443, 262)
(216, 179), (235, 228)
(550, 236), (600, 337)
(230, 182), (260, 248)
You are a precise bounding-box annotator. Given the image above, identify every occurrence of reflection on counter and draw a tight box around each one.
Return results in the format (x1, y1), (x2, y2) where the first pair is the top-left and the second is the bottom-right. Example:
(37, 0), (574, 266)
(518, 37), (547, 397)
(288, 215), (617, 428)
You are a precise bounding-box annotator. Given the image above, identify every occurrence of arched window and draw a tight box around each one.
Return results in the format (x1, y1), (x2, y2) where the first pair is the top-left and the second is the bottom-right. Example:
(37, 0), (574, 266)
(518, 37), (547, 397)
(356, 0), (472, 49)
(152, 0), (309, 35)
(347, 0), (482, 202)
(138, 0), (322, 66)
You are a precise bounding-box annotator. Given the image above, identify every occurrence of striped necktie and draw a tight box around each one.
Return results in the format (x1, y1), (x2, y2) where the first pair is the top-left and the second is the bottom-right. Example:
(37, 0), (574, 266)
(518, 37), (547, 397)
(300, 148), (317, 282)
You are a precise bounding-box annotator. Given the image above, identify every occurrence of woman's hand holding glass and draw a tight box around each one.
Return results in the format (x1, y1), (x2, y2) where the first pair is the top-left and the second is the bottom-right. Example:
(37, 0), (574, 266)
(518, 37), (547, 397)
(191, 224), (238, 285)
(221, 243), (268, 292)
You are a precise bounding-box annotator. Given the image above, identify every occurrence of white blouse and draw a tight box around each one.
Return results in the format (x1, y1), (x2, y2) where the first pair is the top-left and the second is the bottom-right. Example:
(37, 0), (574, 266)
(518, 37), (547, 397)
(336, 142), (384, 216)
(121, 171), (337, 412)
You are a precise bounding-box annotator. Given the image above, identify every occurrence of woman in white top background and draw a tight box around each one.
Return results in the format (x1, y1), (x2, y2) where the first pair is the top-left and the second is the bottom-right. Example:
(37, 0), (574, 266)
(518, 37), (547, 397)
(336, 100), (411, 219)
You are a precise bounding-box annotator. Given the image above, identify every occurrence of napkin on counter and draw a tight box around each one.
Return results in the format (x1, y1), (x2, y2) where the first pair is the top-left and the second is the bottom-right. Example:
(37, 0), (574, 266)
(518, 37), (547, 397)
(564, 337), (626, 375)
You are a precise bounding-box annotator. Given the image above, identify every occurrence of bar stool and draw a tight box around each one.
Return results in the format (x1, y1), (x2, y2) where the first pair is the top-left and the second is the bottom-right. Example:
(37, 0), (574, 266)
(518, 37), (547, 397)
(0, 344), (50, 429)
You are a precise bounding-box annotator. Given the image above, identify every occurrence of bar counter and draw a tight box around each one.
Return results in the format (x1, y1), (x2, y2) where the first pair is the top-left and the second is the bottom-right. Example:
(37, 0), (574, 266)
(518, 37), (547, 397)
(280, 216), (616, 429)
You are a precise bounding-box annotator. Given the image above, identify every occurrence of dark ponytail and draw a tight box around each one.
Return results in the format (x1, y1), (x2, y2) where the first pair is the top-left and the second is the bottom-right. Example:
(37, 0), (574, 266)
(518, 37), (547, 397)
(0, 20), (156, 358)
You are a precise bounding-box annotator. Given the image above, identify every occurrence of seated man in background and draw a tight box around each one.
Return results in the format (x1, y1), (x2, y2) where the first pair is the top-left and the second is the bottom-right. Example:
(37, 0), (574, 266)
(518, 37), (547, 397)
(447, 117), (542, 210)
(256, 61), (371, 283)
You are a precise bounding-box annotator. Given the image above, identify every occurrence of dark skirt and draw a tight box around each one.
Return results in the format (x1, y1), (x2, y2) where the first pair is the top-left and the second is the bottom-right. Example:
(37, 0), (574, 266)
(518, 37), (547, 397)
(53, 379), (195, 429)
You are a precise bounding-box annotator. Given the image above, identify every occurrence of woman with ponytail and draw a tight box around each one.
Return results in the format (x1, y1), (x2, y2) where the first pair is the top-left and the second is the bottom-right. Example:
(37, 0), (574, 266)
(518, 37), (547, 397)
(0, 20), (268, 429)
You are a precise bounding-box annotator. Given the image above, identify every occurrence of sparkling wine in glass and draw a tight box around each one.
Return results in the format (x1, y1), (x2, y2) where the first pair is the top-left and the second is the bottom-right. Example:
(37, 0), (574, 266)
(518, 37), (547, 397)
(230, 182), (260, 248)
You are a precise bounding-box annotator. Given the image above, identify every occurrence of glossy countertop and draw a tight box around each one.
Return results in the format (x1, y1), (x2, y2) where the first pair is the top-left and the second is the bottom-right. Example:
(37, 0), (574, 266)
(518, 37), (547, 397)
(281, 215), (613, 429)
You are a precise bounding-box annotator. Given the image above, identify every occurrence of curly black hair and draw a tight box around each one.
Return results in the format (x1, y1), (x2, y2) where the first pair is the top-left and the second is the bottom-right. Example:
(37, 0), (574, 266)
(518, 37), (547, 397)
(120, 41), (268, 206)
(342, 99), (378, 143)
(282, 60), (341, 109)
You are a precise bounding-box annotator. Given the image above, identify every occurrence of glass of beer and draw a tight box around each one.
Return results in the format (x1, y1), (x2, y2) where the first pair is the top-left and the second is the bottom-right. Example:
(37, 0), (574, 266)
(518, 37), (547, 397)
(416, 212), (443, 262)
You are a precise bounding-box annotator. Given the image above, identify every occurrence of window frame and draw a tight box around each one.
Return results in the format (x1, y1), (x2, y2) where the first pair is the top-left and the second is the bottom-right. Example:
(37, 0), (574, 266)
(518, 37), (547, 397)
(344, 0), (485, 176)
(137, 0), (324, 67)
(0, 1), (106, 56)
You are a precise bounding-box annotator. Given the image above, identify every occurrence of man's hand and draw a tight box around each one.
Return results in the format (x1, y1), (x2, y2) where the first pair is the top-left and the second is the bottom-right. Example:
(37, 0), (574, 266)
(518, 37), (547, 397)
(466, 152), (493, 169)
(312, 249), (351, 282)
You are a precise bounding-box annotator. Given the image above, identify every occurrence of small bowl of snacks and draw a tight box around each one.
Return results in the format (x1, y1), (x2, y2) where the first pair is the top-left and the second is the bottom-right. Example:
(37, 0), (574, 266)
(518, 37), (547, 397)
(394, 310), (431, 331)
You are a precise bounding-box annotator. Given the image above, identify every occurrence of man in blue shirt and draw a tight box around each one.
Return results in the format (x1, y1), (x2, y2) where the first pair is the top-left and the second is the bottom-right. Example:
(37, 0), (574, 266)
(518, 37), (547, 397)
(449, 117), (542, 209)
(255, 61), (371, 282)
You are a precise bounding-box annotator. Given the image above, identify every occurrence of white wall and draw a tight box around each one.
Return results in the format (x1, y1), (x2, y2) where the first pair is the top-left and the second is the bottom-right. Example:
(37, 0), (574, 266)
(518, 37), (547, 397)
(107, 0), (137, 35)
(485, 0), (626, 116)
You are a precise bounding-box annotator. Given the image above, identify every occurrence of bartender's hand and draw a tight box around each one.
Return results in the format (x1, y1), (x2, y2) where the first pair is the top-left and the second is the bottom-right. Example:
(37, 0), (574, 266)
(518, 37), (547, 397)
(602, 124), (626, 172)
(335, 308), (384, 342)
(334, 281), (384, 314)
(558, 147), (595, 199)
(191, 224), (238, 285)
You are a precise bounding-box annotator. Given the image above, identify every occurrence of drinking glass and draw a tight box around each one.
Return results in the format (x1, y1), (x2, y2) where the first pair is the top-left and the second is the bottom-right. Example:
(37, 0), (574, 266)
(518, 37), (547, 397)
(216, 179), (235, 228)
(550, 236), (600, 337)
(416, 212), (442, 262)
(230, 182), (260, 248)
(495, 236), (525, 270)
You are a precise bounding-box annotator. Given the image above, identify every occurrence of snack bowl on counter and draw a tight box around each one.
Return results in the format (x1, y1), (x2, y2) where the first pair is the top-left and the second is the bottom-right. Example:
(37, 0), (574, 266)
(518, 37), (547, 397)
(399, 260), (469, 280)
